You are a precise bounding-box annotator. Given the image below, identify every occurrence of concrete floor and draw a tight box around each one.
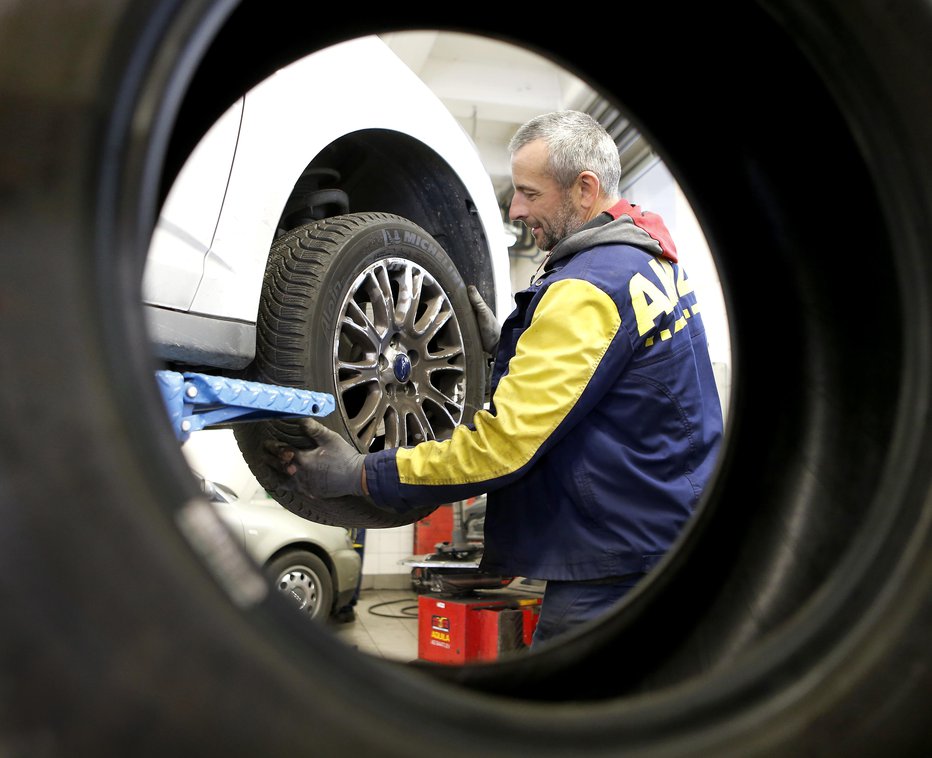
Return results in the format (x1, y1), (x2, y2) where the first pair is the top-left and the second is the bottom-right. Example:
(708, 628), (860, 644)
(328, 588), (421, 662)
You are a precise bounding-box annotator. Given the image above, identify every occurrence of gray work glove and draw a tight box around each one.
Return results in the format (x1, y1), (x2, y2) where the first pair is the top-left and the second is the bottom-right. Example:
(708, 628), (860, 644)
(467, 285), (500, 355)
(262, 418), (366, 499)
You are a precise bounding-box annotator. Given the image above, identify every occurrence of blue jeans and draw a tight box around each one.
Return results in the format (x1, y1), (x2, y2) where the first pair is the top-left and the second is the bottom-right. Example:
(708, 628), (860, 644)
(531, 575), (643, 648)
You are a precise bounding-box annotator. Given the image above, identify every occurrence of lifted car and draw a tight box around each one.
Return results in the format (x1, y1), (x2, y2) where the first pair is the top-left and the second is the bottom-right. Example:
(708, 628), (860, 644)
(144, 36), (511, 529)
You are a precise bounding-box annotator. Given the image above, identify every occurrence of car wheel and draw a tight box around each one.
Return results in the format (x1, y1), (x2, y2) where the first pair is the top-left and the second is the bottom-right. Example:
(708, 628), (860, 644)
(264, 550), (333, 621)
(233, 212), (486, 528)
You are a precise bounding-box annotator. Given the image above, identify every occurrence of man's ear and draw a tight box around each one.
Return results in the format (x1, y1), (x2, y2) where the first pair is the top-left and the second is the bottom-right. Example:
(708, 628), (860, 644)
(576, 170), (601, 212)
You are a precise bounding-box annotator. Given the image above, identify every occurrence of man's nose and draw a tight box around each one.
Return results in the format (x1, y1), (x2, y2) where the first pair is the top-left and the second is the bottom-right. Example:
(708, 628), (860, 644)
(509, 194), (525, 221)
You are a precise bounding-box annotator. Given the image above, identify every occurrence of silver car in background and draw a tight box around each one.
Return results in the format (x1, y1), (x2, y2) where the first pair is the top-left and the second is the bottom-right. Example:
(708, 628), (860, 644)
(196, 473), (362, 621)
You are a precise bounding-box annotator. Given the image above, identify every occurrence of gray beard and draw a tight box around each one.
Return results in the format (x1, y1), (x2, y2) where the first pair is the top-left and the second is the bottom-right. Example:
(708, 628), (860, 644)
(539, 197), (587, 251)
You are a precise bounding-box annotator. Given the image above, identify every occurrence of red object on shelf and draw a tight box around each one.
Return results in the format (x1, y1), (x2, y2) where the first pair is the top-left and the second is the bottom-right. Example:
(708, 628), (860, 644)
(417, 593), (542, 665)
(414, 504), (453, 554)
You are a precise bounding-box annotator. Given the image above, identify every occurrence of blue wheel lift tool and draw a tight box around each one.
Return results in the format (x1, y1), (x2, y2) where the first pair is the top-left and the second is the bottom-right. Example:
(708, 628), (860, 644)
(156, 370), (335, 442)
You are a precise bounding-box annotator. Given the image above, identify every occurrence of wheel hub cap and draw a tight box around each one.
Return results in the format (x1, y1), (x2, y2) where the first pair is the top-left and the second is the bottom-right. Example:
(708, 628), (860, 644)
(392, 353), (412, 383)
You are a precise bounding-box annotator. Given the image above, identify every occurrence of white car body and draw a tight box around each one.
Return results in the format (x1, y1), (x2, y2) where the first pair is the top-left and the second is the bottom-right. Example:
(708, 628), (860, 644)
(144, 35), (510, 370)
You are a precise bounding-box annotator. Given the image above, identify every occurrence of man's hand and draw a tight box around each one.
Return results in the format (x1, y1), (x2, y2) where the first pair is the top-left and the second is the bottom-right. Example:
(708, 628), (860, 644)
(467, 285), (500, 355)
(262, 418), (366, 499)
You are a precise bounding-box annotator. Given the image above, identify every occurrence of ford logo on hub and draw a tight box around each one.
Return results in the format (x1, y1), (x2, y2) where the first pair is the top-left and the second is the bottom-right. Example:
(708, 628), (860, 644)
(393, 354), (412, 383)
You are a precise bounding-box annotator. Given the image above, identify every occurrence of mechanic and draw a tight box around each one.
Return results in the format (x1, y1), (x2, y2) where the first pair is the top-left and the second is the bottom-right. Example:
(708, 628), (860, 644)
(264, 110), (724, 648)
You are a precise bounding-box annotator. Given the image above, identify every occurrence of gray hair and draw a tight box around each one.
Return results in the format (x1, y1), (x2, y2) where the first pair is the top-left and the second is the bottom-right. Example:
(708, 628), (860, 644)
(508, 110), (621, 197)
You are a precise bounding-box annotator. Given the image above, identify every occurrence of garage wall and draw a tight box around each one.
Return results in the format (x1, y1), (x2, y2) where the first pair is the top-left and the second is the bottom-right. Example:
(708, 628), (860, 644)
(358, 527), (415, 589)
(182, 428), (259, 494)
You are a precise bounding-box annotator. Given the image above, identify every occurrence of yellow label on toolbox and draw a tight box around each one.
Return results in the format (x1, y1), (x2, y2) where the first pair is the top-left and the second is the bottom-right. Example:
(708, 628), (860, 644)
(430, 614), (451, 647)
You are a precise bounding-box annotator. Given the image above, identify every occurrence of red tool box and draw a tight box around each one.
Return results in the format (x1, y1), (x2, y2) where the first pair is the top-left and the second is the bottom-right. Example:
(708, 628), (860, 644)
(417, 592), (542, 665)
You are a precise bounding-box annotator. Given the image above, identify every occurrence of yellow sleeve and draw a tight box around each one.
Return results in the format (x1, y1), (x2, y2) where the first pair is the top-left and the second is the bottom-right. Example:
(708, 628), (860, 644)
(394, 278), (621, 486)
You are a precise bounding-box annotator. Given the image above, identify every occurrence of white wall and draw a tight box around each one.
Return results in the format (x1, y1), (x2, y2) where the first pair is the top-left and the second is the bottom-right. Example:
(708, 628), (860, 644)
(358, 527), (415, 588)
(182, 428), (255, 492)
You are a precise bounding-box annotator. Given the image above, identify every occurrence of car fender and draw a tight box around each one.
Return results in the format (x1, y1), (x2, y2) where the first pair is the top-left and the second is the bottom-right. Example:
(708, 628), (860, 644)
(145, 35), (510, 329)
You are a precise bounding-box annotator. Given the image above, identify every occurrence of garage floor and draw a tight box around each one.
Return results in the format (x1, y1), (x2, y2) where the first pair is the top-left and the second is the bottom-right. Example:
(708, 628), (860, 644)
(329, 588), (421, 662)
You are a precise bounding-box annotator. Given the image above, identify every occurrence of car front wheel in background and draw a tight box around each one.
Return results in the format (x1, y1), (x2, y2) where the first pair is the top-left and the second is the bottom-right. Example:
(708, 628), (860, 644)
(264, 550), (333, 622)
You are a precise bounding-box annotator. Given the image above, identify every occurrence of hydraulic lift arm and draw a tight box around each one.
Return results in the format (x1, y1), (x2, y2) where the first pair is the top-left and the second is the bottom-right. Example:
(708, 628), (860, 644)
(155, 370), (334, 442)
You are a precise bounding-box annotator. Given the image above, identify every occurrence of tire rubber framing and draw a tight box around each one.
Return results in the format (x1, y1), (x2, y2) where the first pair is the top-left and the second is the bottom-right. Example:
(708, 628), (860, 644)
(1, 2), (932, 756)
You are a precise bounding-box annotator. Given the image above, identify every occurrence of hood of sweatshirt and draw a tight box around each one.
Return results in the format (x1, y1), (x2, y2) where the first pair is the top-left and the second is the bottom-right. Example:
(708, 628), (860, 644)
(547, 199), (678, 268)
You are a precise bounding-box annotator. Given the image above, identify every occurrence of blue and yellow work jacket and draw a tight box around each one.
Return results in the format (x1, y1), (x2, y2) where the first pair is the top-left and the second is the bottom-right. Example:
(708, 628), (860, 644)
(365, 200), (724, 581)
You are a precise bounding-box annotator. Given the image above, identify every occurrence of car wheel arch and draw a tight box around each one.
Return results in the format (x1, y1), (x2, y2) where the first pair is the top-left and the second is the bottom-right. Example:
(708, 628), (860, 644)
(279, 128), (500, 304)
(264, 541), (336, 578)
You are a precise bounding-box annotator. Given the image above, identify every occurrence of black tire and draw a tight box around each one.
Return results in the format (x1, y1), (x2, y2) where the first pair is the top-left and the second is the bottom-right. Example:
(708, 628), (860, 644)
(233, 212), (486, 528)
(264, 550), (334, 621)
(2, 3), (932, 757)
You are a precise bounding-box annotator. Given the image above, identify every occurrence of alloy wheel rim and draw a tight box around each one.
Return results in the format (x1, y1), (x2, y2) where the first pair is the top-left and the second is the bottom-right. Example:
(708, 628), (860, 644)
(333, 257), (468, 452)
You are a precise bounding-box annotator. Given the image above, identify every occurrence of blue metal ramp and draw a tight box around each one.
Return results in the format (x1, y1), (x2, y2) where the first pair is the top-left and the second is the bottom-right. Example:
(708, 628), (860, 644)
(156, 370), (334, 442)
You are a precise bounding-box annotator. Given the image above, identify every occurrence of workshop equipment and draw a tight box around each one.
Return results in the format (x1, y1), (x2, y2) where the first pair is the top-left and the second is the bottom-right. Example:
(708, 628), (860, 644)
(407, 494), (535, 662)
(417, 592), (542, 664)
(406, 495), (512, 594)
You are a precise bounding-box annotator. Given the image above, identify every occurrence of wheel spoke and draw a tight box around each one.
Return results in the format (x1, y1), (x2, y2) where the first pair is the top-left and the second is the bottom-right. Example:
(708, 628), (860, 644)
(337, 368), (378, 394)
(423, 342), (465, 363)
(415, 295), (448, 336)
(421, 394), (459, 431)
(346, 389), (387, 448)
(363, 266), (394, 330)
(393, 264), (415, 329)
(342, 299), (382, 348)
(405, 409), (430, 443)
(383, 406), (402, 449)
